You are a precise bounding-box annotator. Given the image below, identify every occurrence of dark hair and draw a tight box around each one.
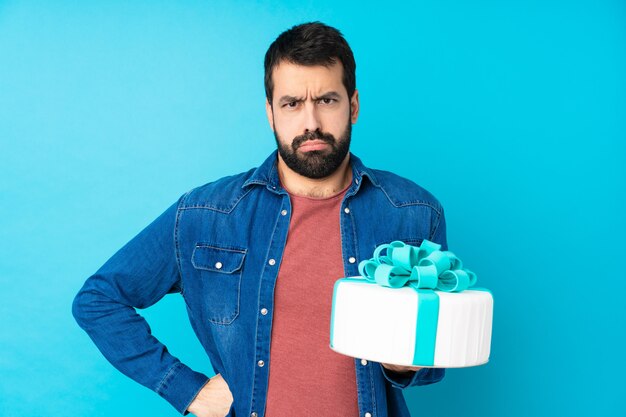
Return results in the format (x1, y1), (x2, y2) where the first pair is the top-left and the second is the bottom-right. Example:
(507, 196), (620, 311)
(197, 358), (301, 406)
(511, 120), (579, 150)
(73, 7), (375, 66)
(264, 21), (356, 105)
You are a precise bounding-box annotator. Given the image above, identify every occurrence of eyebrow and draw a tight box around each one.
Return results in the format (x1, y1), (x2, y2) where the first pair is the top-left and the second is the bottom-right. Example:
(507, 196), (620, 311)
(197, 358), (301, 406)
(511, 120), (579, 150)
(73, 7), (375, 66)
(277, 91), (342, 105)
(277, 95), (302, 106)
(313, 91), (342, 101)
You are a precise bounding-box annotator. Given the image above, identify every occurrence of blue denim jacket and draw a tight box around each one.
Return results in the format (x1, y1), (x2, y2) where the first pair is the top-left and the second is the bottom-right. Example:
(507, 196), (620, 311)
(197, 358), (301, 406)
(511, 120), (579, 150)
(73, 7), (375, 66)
(72, 150), (447, 417)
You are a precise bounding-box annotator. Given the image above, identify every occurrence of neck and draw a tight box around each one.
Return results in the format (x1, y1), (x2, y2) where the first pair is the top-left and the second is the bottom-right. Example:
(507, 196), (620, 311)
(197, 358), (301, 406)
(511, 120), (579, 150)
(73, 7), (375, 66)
(277, 153), (352, 198)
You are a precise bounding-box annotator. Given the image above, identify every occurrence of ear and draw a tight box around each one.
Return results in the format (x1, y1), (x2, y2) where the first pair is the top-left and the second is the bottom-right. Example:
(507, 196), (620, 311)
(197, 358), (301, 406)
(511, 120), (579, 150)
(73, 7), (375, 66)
(350, 89), (360, 124)
(265, 98), (275, 132)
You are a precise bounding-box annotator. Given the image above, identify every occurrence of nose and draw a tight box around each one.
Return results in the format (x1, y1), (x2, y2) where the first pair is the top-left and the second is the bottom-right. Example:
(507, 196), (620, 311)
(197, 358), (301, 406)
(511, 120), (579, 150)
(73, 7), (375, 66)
(303, 102), (321, 133)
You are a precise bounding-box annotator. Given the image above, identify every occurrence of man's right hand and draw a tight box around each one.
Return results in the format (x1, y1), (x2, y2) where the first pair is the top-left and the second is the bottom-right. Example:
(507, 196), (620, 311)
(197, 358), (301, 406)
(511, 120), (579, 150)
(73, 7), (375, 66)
(186, 373), (233, 417)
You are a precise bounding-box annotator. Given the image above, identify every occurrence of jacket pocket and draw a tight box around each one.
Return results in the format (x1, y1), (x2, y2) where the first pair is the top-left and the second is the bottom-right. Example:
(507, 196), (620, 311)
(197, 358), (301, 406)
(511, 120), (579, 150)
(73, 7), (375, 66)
(192, 244), (246, 325)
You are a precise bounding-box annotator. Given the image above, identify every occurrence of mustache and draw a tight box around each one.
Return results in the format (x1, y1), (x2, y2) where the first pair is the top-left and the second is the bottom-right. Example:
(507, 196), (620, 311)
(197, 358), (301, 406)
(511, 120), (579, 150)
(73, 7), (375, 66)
(292, 130), (336, 150)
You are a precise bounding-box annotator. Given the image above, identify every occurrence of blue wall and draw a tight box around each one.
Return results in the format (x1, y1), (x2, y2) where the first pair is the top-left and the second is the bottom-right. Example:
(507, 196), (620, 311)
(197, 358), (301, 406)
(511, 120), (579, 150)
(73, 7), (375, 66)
(1, 1), (624, 416)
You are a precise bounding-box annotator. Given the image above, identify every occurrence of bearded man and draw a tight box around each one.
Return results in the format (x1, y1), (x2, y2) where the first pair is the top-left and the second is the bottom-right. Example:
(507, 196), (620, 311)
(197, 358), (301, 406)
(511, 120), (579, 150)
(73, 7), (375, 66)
(73, 21), (447, 417)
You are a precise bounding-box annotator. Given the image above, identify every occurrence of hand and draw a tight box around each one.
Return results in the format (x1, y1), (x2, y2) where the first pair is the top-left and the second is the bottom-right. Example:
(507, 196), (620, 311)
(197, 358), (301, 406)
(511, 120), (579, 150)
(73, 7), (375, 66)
(187, 373), (233, 417)
(381, 363), (423, 375)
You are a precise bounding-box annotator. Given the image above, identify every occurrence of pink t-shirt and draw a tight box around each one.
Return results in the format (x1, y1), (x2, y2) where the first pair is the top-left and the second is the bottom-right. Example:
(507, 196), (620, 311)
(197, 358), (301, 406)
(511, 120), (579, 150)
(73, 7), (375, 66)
(264, 181), (359, 416)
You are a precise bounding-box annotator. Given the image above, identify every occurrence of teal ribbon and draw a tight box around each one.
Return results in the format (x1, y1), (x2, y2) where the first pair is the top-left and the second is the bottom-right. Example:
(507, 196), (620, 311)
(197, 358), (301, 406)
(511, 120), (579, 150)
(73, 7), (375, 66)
(357, 239), (478, 366)
(358, 240), (477, 292)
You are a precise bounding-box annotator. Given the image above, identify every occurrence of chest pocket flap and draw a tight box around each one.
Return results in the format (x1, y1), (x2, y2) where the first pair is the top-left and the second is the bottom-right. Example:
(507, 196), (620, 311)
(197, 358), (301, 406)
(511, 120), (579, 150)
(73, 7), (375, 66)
(192, 244), (246, 273)
(190, 244), (247, 325)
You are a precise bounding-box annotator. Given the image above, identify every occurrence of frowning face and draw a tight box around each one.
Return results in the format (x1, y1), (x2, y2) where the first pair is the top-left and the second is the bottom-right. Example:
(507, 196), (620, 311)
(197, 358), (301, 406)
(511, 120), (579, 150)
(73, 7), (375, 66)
(266, 60), (359, 179)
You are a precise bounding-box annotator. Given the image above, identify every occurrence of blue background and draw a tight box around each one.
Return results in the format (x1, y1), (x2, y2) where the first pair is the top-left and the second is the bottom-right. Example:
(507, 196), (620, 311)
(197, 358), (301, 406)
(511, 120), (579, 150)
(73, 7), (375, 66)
(1, 1), (625, 416)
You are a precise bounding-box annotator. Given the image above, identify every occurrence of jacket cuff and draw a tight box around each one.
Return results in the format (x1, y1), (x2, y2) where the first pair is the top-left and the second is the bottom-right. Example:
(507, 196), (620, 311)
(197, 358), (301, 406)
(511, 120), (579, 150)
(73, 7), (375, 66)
(155, 362), (211, 415)
(381, 365), (446, 389)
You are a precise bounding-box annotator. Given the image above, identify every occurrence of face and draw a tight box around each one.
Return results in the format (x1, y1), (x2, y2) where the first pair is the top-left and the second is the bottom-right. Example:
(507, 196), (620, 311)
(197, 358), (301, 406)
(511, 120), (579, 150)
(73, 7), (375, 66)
(266, 60), (359, 179)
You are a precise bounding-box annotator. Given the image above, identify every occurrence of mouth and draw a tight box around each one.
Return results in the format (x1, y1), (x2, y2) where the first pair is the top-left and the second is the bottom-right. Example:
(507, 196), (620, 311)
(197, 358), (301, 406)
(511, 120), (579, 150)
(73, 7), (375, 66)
(297, 139), (331, 152)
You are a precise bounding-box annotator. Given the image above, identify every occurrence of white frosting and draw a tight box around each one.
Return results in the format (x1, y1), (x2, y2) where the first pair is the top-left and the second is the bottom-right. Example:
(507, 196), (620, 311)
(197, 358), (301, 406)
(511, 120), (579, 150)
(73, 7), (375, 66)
(330, 279), (493, 367)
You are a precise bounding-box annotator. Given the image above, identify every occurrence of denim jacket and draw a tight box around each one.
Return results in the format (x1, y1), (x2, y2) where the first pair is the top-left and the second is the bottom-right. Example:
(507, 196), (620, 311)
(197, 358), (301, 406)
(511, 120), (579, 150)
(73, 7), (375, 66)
(72, 150), (447, 417)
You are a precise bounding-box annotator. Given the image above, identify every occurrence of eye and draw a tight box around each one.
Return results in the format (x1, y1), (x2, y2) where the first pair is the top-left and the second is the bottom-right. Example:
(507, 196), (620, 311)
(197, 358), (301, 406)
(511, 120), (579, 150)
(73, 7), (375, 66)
(319, 98), (336, 105)
(283, 101), (299, 109)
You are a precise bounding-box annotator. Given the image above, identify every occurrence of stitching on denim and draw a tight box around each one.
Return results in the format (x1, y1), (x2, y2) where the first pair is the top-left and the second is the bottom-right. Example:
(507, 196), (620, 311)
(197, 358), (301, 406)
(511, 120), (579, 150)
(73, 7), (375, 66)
(396, 200), (441, 210)
(249, 262), (263, 414)
(339, 193), (357, 275)
(175, 190), (192, 296)
(376, 182), (443, 212)
(207, 311), (239, 325)
(205, 278), (241, 325)
(194, 243), (248, 253)
(374, 237), (425, 249)
(249, 195), (287, 413)
(192, 253), (246, 273)
(368, 362), (377, 415)
(203, 254), (243, 324)
(191, 244), (247, 273)
(190, 243), (245, 324)
(206, 295), (240, 325)
(180, 188), (253, 213)
(242, 179), (267, 188)
(429, 208), (443, 241)
(353, 156), (378, 186)
(155, 361), (181, 394)
(405, 368), (423, 388)
(349, 198), (359, 272)
(362, 169), (379, 186)
(353, 359), (365, 414)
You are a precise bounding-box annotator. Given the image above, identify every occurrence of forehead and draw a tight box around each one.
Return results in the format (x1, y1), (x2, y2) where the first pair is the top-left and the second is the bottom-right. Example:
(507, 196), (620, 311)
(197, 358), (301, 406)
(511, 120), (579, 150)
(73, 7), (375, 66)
(271, 60), (346, 97)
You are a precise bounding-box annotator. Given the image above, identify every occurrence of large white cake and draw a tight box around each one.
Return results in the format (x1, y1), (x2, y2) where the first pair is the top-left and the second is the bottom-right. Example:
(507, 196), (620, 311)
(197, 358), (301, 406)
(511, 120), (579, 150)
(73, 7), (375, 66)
(330, 277), (493, 368)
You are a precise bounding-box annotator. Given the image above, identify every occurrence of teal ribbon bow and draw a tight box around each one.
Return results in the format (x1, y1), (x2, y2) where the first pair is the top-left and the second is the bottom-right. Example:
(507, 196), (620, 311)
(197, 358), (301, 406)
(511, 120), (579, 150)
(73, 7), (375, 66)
(358, 240), (477, 292)
(337, 240), (480, 366)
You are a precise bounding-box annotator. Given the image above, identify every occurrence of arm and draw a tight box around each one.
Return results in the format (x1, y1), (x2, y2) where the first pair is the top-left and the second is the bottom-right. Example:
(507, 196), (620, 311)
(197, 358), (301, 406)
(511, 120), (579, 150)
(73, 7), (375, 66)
(72, 197), (210, 415)
(381, 205), (448, 388)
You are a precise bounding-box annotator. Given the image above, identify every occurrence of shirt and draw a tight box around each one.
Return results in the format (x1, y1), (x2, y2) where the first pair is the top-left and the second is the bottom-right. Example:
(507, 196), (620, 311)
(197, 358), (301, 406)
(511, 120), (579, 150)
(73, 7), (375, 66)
(72, 150), (447, 417)
(265, 180), (358, 416)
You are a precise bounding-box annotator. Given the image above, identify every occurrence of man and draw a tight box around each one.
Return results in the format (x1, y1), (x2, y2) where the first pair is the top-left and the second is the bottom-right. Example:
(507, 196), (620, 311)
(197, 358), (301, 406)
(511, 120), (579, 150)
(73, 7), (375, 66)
(73, 21), (446, 417)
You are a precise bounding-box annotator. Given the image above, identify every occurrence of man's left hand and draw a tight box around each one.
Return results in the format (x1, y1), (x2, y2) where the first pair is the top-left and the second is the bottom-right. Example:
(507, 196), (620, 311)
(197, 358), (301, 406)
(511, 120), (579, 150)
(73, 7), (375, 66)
(381, 363), (422, 374)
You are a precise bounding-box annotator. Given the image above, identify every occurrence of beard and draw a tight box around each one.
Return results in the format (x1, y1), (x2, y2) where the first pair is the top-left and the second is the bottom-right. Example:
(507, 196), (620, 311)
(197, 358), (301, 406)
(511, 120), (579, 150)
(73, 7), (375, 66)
(274, 118), (352, 179)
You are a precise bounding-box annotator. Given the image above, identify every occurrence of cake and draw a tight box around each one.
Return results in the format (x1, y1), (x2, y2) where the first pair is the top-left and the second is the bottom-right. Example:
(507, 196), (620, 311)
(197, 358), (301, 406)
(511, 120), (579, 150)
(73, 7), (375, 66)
(329, 240), (493, 368)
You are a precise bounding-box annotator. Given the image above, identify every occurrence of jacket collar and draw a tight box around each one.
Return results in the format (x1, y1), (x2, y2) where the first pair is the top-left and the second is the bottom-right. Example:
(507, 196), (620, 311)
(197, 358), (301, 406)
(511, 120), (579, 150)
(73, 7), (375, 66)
(242, 150), (379, 193)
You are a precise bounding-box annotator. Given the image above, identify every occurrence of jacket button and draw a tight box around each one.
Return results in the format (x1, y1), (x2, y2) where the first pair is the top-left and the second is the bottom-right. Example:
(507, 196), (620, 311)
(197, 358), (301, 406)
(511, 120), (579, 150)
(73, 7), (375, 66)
(215, 262), (223, 269)
(348, 257), (356, 264)
(257, 360), (265, 367)
(251, 413), (258, 417)
(361, 359), (368, 366)
(268, 259), (276, 266)
(344, 207), (350, 214)
(260, 308), (268, 315)
(365, 413), (372, 417)
(281, 209), (287, 216)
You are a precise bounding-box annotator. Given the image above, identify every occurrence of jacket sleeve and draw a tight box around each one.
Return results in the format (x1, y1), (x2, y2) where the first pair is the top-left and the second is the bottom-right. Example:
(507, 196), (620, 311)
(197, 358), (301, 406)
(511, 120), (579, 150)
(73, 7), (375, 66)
(381, 204), (448, 389)
(381, 365), (445, 389)
(71, 196), (210, 415)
